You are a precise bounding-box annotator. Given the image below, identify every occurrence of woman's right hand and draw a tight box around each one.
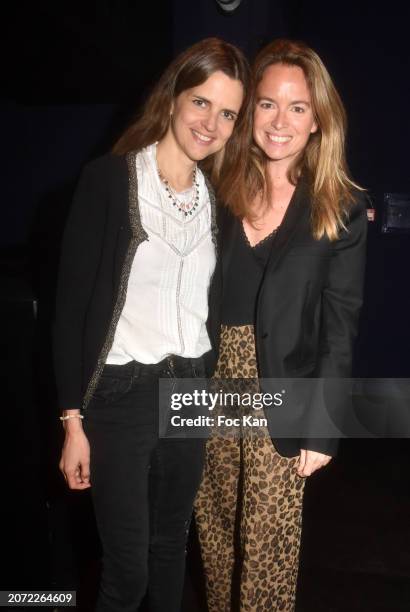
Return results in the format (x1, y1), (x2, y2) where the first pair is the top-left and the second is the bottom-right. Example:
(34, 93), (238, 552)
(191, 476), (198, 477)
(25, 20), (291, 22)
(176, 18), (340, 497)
(59, 414), (91, 490)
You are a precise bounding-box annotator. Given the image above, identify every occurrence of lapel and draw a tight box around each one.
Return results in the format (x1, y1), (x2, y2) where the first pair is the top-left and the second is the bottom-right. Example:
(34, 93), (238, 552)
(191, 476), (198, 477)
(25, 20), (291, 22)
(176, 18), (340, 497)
(264, 177), (310, 275)
(220, 206), (238, 285)
(126, 150), (148, 243)
(203, 173), (219, 255)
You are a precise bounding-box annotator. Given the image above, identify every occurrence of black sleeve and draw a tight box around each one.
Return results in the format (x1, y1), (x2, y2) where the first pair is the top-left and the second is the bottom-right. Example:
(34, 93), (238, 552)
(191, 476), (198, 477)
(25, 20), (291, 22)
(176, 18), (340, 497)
(300, 194), (368, 456)
(53, 160), (108, 411)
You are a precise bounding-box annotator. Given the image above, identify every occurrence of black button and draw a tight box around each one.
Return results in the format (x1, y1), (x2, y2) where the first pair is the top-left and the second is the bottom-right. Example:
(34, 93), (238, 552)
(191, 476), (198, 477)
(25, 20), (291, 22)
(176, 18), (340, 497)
(261, 332), (269, 339)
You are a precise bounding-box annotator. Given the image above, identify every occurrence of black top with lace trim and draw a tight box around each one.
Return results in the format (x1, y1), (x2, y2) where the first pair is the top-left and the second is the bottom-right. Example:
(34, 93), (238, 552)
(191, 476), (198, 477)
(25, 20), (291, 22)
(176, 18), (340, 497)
(221, 218), (278, 326)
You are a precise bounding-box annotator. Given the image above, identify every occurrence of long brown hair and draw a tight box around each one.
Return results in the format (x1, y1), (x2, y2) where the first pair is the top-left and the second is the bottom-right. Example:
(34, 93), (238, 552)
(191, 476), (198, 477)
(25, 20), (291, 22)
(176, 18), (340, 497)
(228, 38), (363, 240)
(113, 38), (252, 192)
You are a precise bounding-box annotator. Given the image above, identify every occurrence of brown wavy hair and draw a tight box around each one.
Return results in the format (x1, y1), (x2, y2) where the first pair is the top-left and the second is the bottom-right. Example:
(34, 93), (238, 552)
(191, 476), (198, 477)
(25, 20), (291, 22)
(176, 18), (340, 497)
(112, 38), (252, 194)
(228, 38), (363, 240)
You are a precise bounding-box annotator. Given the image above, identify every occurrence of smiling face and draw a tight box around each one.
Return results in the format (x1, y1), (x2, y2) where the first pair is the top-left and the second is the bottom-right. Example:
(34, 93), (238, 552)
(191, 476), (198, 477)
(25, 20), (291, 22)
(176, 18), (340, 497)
(168, 70), (244, 163)
(253, 63), (318, 172)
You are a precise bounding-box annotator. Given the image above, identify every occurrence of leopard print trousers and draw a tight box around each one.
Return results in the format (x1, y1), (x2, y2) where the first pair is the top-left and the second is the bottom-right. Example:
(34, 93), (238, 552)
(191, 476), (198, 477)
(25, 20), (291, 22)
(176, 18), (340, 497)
(194, 325), (305, 612)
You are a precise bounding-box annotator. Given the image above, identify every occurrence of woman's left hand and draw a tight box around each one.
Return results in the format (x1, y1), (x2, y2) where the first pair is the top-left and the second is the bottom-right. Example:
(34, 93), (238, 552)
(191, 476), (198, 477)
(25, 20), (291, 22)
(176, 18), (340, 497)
(297, 449), (332, 477)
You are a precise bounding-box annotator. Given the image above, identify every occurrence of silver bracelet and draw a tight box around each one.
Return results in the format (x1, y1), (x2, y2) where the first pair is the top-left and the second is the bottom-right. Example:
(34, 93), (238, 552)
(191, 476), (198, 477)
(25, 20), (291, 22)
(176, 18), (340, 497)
(59, 414), (84, 421)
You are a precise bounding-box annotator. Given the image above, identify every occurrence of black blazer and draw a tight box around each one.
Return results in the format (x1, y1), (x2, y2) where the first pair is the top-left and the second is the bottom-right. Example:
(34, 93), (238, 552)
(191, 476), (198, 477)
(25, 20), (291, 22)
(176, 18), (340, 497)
(207, 180), (368, 457)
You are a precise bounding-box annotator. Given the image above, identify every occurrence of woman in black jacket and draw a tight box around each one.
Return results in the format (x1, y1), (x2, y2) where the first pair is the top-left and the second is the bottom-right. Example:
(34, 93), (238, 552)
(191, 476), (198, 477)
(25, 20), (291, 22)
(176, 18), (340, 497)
(54, 38), (251, 612)
(195, 39), (367, 611)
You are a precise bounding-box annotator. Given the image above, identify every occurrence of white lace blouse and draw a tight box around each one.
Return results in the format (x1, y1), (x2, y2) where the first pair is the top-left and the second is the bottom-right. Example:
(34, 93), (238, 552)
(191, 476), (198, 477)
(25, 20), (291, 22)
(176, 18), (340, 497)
(106, 143), (216, 364)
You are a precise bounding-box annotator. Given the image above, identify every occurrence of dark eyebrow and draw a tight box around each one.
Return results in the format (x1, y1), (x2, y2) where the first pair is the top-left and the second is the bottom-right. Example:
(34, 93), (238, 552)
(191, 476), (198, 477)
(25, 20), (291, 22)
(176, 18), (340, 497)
(257, 96), (311, 107)
(192, 95), (239, 118)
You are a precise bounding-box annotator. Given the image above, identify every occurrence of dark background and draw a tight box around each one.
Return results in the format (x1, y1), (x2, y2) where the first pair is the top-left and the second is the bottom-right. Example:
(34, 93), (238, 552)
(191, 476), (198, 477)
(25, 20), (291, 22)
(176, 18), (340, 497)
(2, 1), (410, 610)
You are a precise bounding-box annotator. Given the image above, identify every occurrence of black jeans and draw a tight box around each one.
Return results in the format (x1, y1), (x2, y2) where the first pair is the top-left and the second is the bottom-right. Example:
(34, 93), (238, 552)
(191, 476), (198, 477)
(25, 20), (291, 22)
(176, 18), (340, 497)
(84, 356), (206, 612)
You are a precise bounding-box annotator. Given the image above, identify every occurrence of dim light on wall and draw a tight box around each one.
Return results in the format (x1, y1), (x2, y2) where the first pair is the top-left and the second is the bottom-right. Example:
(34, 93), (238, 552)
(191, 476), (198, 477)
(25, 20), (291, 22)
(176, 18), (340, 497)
(214, 0), (243, 13)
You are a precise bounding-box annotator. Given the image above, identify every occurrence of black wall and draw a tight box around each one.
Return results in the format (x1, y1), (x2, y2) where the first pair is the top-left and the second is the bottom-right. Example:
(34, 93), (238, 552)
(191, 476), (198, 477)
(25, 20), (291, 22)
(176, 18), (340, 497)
(3, 0), (408, 372)
(2, 0), (410, 596)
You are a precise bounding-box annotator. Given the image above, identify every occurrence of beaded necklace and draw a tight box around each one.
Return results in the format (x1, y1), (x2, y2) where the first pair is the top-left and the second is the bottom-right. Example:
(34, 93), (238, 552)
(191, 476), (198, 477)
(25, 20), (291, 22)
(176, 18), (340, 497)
(157, 165), (200, 217)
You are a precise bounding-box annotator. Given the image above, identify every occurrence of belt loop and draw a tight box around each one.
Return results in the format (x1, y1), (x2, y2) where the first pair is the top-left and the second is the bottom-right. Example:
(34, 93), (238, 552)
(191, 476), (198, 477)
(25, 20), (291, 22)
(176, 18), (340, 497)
(132, 360), (140, 381)
(168, 356), (175, 377)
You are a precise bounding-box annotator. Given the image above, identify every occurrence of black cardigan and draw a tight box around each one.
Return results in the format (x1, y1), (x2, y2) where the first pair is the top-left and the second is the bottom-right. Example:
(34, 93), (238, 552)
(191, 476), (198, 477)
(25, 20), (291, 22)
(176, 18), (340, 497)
(53, 152), (218, 412)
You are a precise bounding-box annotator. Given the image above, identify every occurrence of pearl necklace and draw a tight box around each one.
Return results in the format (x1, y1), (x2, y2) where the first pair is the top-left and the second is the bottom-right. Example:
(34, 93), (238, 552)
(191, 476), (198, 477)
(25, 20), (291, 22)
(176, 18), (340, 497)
(157, 165), (200, 217)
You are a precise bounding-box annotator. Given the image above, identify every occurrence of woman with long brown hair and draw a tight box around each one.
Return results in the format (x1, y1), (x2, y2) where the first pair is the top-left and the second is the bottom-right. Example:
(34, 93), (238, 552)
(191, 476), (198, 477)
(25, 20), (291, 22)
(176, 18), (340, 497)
(195, 38), (367, 611)
(54, 38), (251, 612)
